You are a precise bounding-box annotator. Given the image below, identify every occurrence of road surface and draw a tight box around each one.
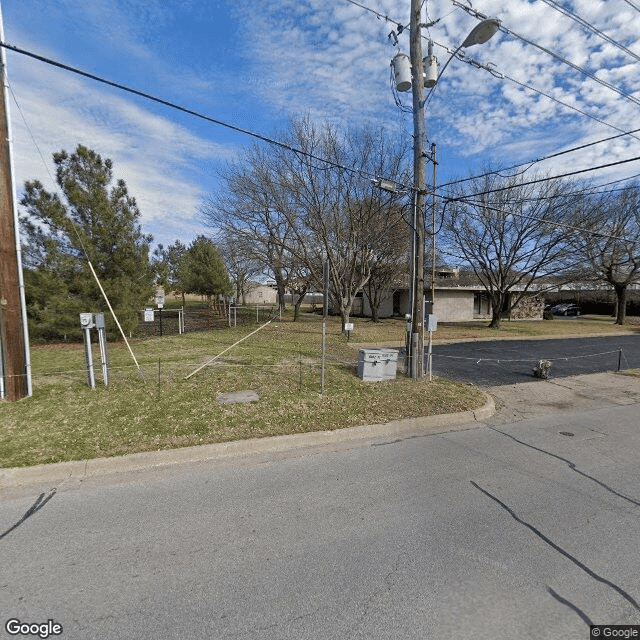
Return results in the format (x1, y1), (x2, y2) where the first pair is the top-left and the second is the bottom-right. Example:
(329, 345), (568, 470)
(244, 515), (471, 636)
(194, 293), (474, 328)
(2, 376), (640, 639)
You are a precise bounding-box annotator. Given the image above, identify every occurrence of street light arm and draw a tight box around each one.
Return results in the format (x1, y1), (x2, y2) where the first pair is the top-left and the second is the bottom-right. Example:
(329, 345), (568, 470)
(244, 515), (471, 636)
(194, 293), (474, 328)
(423, 44), (464, 108)
(423, 18), (500, 109)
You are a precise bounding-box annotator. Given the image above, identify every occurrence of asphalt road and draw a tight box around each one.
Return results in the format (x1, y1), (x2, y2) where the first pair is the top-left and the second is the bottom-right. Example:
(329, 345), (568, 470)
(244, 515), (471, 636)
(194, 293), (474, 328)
(433, 334), (640, 386)
(2, 397), (640, 639)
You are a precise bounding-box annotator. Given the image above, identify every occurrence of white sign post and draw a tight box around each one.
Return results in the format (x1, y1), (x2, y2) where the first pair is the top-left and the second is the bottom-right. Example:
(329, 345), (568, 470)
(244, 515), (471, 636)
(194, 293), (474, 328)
(154, 291), (165, 336)
(344, 322), (354, 342)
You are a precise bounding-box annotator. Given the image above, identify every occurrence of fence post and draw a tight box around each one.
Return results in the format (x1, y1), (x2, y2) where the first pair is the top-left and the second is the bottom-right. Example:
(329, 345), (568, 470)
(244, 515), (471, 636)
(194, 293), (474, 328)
(618, 347), (623, 371)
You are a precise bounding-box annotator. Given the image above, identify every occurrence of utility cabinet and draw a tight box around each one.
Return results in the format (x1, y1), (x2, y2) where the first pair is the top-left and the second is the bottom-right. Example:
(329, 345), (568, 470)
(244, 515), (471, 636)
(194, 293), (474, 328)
(357, 348), (398, 381)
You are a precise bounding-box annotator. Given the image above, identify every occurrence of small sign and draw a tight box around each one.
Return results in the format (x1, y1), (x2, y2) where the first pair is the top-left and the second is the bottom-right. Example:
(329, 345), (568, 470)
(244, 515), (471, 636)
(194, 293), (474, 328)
(144, 308), (155, 322)
(426, 314), (438, 332)
(154, 291), (165, 308)
(344, 323), (354, 331)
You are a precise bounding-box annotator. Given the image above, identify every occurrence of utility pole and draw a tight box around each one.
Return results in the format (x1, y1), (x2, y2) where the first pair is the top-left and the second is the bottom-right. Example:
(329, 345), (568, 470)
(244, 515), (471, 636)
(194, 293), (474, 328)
(0, 8), (31, 401)
(409, 0), (426, 378)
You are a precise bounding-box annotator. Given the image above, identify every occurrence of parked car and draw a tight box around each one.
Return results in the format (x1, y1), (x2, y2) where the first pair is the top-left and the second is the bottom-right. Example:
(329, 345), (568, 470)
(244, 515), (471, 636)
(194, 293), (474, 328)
(554, 303), (580, 316)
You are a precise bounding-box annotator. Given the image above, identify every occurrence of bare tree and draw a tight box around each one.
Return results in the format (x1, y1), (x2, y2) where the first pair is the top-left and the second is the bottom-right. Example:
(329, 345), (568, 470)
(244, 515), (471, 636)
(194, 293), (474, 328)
(575, 184), (640, 325)
(217, 232), (263, 304)
(442, 171), (574, 328)
(202, 117), (410, 328)
(201, 145), (307, 313)
(364, 201), (410, 322)
(274, 118), (410, 328)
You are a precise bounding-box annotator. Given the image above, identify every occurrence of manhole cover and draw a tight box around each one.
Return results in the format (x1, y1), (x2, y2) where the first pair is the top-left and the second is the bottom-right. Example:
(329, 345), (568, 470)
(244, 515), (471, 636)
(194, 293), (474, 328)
(559, 431), (575, 437)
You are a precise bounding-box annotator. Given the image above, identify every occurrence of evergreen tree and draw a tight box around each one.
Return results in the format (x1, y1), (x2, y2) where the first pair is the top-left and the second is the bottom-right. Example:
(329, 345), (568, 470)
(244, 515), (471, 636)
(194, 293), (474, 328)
(153, 240), (187, 289)
(20, 144), (154, 339)
(181, 236), (232, 301)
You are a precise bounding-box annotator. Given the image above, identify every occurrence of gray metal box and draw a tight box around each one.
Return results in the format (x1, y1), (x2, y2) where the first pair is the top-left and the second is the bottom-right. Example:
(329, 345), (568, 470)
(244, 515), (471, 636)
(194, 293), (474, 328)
(357, 348), (398, 381)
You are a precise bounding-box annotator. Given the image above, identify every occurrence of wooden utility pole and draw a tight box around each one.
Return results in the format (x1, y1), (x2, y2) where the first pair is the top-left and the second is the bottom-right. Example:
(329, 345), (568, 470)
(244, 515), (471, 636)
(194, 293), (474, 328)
(409, 0), (426, 378)
(0, 13), (30, 400)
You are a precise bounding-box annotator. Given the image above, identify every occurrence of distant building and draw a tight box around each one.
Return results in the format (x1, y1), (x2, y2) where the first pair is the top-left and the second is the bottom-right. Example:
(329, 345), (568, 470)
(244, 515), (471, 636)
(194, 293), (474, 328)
(360, 269), (544, 322)
(242, 282), (278, 305)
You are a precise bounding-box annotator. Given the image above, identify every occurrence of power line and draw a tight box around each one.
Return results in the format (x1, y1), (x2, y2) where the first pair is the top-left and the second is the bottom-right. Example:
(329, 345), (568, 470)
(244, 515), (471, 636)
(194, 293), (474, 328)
(0, 41), (377, 185)
(621, 0), (640, 13)
(438, 125), (640, 189)
(5, 35), (640, 212)
(359, 0), (640, 140)
(449, 154), (640, 201)
(539, 0), (640, 64)
(342, 0), (406, 30)
(453, 1), (640, 110)
(340, 0), (640, 189)
(520, 172), (640, 202)
(442, 198), (630, 242)
(433, 41), (640, 142)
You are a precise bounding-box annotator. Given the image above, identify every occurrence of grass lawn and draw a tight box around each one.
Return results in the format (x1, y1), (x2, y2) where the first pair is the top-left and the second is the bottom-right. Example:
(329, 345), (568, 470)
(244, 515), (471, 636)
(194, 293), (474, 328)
(1, 312), (638, 469)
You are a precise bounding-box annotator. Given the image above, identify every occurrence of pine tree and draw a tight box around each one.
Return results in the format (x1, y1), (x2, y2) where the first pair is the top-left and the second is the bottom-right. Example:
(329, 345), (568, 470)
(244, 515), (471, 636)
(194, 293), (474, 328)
(20, 145), (154, 339)
(181, 236), (232, 302)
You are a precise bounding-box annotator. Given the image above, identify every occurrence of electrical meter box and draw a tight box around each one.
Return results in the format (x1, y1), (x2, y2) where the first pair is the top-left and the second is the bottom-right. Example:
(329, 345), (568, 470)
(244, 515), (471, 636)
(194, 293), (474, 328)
(357, 348), (398, 381)
(94, 313), (106, 329)
(79, 313), (95, 329)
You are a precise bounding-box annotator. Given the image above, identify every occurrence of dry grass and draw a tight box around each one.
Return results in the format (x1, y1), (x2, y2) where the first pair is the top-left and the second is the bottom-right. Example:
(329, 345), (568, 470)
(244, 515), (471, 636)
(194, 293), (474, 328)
(2, 312), (637, 469)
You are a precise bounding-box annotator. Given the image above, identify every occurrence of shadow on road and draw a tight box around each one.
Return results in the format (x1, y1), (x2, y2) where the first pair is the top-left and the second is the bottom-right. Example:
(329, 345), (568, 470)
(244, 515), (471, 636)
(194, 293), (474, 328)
(0, 489), (57, 540)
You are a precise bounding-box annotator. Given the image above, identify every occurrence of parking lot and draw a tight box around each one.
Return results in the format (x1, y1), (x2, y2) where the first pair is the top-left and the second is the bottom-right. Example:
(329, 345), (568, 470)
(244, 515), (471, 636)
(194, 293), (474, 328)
(433, 335), (640, 386)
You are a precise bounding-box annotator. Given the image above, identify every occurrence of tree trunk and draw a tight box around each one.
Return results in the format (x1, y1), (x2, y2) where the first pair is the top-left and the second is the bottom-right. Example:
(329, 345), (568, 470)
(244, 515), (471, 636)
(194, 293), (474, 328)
(615, 285), (627, 325)
(340, 307), (351, 331)
(366, 287), (381, 323)
(488, 294), (503, 329)
(274, 272), (286, 312)
(293, 289), (307, 322)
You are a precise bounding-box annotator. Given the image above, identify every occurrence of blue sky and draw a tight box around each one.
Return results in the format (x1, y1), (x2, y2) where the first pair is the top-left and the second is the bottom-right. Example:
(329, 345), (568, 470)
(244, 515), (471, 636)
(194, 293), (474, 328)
(3, 0), (640, 249)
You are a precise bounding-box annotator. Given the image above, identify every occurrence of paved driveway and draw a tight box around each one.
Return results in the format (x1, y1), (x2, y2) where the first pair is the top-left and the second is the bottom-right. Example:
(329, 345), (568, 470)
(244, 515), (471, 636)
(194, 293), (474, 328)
(433, 335), (640, 386)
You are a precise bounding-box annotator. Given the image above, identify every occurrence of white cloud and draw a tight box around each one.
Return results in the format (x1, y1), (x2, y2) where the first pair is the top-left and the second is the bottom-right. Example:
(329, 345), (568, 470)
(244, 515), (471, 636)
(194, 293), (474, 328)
(225, 0), (640, 181)
(7, 45), (234, 248)
(6, 0), (640, 243)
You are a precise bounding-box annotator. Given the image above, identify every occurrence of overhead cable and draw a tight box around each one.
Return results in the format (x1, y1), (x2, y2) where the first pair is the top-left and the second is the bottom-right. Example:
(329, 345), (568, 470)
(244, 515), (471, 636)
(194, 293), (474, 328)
(0, 41), (377, 185)
(539, 0), (640, 64)
(4, 38), (639, 208)
(429, 39), (640, 143)
(451, 154), (640, 200)
(340, 0), (640, 187)
(621, 0), (640, 13)
(452, 1), (640, 110)
(438, 125), (640, 189)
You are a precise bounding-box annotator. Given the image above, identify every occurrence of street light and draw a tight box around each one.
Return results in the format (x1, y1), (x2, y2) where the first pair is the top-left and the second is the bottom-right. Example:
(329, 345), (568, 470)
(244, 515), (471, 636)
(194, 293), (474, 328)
(428, 18), (502, 95)
(403, 3), (499, 379)
(461, 18), (501, 48)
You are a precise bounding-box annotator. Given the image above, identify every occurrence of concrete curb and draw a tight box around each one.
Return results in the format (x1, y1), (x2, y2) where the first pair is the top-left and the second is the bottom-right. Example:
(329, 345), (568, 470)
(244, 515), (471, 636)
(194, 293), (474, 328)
(0, 396), (495, 489)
